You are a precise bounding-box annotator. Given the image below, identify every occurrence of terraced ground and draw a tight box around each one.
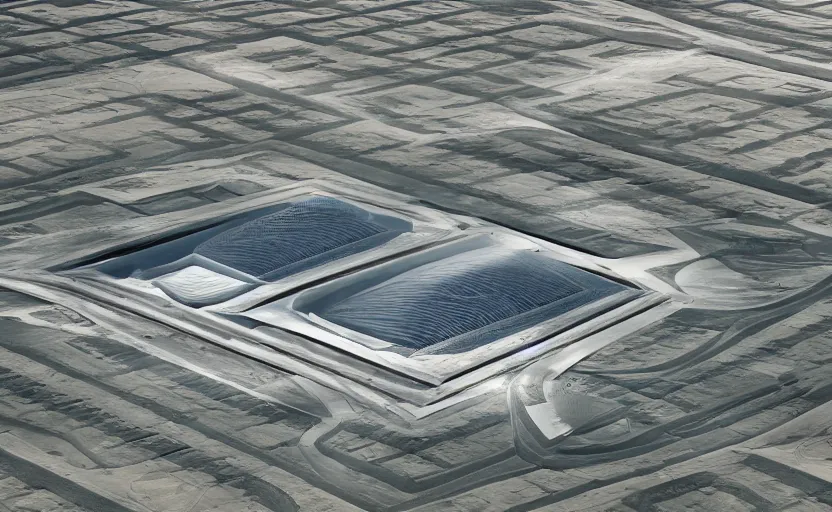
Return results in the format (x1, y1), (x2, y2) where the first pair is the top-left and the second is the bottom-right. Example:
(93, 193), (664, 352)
(0, 0), (830, 510)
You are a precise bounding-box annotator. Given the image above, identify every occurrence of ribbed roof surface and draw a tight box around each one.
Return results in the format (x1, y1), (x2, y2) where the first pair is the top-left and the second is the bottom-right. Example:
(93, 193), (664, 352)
(195, 197), (392, 278)
(318, 248), (625, 349)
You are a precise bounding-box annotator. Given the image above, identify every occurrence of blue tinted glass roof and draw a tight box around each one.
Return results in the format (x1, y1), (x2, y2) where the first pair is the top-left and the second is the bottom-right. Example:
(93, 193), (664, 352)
(317, 248), (627, 350)
(194, 196), (403, 278)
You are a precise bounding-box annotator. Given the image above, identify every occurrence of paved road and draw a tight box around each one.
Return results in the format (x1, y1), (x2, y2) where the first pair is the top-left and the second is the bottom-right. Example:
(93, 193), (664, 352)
(0, 0), (831, 510)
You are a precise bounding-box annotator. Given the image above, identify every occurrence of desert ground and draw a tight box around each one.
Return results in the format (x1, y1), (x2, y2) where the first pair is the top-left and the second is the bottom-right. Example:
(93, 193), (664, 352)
(0, 0), (831, 510)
